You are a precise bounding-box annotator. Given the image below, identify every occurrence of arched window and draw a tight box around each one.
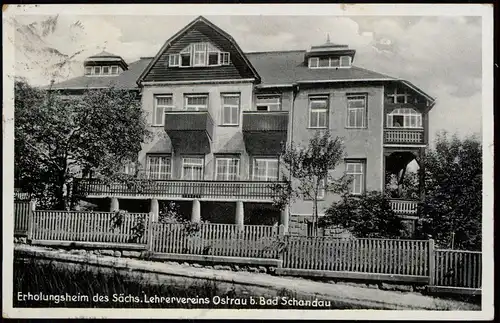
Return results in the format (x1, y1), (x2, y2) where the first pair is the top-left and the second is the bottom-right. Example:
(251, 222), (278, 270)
(386, 108), (422, 128)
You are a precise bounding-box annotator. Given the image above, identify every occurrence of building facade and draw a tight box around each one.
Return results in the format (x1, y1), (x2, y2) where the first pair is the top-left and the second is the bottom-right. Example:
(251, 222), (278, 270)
(51, 16), (435, 236)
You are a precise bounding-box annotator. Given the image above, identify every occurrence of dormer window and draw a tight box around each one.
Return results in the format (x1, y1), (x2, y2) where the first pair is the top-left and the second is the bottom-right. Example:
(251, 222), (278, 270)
(83, 51), (127, 76)
(85, 65), (121, 76)
(340, 56), (351, 67)
(308, 55), (352, 69)
(309, 57), (319, 68)
(169, 42), (230, 68)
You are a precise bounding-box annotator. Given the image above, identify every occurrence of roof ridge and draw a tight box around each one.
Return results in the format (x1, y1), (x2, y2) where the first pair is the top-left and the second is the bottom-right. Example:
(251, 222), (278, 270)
(245, 49), (305, 55)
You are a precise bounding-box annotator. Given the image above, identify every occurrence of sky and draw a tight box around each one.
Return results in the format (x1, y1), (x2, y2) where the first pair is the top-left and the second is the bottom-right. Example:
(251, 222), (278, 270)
(10, 14), (483, 142)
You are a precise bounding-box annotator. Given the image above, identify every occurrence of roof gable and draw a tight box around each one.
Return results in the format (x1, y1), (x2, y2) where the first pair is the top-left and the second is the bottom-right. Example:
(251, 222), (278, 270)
(138, 16), (260, 84)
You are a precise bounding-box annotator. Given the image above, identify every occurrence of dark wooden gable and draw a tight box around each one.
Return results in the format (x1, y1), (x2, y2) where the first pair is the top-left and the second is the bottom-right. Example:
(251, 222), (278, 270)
(143, 20), (257, 82)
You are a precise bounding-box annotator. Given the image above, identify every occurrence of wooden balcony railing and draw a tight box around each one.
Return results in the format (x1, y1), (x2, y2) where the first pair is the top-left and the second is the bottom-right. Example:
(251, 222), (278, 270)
(164, 110), (214, 140)
(389, 199), (419, 216)
(73, 178), (283, 201)
(384, 128), (425, 145)
(242, 111), (289, 132)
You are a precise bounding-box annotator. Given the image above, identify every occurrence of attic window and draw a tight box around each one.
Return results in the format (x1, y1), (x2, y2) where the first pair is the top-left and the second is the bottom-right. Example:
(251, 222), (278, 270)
(85, 65), (120, 76)
(309, 55), (352, 69)
(170, 42), (230, 68)
(340, 56), (351, 67)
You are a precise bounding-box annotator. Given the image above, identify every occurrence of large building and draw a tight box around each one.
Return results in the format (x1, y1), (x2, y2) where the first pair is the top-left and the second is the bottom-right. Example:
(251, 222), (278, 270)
(51, 16), (435, 236)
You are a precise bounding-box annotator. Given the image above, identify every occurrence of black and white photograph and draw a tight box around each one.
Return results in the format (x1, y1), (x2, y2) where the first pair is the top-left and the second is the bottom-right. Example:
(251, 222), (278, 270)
(2, 3), (494, 320)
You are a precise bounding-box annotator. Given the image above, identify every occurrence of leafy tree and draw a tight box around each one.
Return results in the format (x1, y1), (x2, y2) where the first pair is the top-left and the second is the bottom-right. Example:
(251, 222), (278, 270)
(417, 132), (482, 250)
(15, 81), (152, 210)
(272, 130), (351, 235)
(320, 191), (405, 239)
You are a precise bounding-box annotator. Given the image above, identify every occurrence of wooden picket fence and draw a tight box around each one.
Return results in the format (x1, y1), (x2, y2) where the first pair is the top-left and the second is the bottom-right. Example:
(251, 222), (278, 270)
(14, 200), (33, 236)
(152, 222), (280, 259)
(431, 249), (482, 291)
(281, 236), (429, 277)
(31, 210), (149, 245)
(16, 208), (482, 294)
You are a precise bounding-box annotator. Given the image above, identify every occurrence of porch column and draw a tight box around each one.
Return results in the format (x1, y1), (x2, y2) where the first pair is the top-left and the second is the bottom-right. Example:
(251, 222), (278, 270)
(109, 197), (119, 212)
(150, 198), (159, 222)
(191, 199), (201, 223)
(235, 201), (244, 230)
(280, 205), (289, 234)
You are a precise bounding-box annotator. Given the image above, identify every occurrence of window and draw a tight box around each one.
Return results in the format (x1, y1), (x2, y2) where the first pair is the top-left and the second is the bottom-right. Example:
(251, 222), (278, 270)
(346, 161), (365, 195)
(387, 88), (411, 104)
(111, 66), (119, 74)
(208, 51), (219, 65)
(387, 108), (422, 128)
(309, 96), (329, 128)
(255, 95), (281, 111)
(340, 56), (351, 67)
(193, 43), (207, 66)
(329, 57), (340, 67)
(308, 57), (319, 68)
(184, 95), (208, 111)
(309, 56), (348, 68)
(317, 178), (326, 199)
(215, 157), (240, 180)
(253, 158), (279, 181)
(220, 52), (230, 65)
(319, 58), (330, 68)
(180, 46), (191, 67)
(346, 95), (367, 128)
(221, 94), (240, 126)
(146, 155), (171, 180)
(94, 66), (101, 75)
(182, 157), (204, 180)
(168, 54), (180, 67)
(154, 95), (174, 125)
(102, 66), (110, 75)
(122, 162), (136, 176)
(85, 67), (92, 75)
(174, 43), (229, 68)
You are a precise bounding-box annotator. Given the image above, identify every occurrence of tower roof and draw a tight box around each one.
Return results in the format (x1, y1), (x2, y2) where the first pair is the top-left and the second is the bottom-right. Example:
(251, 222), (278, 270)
(87, 50), (122, 59)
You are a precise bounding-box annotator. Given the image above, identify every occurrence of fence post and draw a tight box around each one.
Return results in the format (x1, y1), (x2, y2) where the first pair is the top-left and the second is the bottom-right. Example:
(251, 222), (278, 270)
(146, 212), (154, 252)
(26, 200), (36, 242)
(277, 224), (285, 268)
(428, 238), (435, 286)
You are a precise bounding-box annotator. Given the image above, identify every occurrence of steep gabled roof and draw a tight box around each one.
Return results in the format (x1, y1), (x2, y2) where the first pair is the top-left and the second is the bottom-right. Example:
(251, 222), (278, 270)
(137, 16), (261, 85)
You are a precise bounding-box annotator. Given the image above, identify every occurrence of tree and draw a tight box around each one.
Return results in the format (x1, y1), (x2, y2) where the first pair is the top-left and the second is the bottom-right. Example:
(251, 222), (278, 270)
(14, 81), (152, 210)
(417, 132), (482, 250)
(273, 130), (351, 235)
(320, 191), (405, 239)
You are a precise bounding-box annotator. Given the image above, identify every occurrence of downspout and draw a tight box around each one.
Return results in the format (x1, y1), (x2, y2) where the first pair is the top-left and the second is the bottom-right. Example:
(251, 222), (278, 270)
(285, 83), (299, 232)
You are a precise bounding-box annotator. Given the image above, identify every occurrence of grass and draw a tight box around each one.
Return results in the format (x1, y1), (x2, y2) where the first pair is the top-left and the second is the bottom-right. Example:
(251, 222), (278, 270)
(13, 257), (338, 309)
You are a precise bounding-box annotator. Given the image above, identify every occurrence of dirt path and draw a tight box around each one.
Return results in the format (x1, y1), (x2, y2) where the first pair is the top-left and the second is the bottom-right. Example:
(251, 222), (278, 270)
(13, 244), (479, 310)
